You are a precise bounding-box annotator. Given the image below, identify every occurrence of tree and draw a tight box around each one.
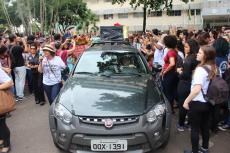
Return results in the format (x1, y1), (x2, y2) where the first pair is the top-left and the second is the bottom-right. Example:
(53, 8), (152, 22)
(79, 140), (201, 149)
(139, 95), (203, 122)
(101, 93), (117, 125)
(112, 0), (189, 33)
(47, 0), (97, 34)
(82, 9), (99, 33)
(0, 0), (16, 32)
(0, 0), (96, 35)
(40, 0), (45, 34)
(0, 3), (8, 33)
(14, 0), (34, 35)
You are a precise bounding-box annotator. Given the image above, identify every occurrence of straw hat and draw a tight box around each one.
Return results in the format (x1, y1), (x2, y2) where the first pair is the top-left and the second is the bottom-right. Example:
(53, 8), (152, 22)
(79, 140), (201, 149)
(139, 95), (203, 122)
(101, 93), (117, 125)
(43, 44), (55, 52)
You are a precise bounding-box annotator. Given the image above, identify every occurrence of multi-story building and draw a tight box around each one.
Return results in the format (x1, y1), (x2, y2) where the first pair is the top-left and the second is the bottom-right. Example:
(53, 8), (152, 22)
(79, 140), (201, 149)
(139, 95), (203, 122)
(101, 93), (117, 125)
(84, 0), (230, 32)
(202, 0), (230, 28)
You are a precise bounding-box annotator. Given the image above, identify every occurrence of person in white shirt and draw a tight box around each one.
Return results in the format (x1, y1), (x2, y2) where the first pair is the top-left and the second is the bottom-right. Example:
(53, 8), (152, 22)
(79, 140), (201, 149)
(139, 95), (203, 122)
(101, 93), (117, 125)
(183, 45), (217, 153)
(38, 44), (66, 105)
(153, 34), (168, 66)
(0, 68), (14, 153)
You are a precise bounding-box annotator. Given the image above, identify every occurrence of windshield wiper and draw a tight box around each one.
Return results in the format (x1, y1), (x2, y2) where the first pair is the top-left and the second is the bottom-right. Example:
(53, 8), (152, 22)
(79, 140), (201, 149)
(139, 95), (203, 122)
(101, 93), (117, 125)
(75, 72), (96, 75)
(114, 72), (142, 77)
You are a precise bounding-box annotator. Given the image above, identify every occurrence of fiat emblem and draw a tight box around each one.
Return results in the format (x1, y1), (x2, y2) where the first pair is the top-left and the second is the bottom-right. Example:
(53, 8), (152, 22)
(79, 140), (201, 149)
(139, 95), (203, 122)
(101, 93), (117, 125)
(104, 119), (113, 128)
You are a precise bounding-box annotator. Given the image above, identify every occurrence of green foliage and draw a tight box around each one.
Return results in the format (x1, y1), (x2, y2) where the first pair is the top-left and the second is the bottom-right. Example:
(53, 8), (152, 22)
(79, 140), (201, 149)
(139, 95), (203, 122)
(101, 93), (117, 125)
(112, 0), (173, 11)
(0, 0), (96, 34)
(46, 0), (97, 34)
(7, 1), (22, 27)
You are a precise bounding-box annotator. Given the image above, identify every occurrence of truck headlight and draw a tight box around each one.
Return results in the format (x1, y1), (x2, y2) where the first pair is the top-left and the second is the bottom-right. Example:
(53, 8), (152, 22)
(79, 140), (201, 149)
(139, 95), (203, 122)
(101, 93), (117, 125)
(54, 103), (72, 124)
(146, 103), (165, 123)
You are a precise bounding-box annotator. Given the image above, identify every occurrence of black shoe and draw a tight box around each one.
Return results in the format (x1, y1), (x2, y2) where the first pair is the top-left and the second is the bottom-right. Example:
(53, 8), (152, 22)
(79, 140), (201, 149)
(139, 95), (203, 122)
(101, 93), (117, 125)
(40, 101), (45, 106)
(35, 100), (40, 104)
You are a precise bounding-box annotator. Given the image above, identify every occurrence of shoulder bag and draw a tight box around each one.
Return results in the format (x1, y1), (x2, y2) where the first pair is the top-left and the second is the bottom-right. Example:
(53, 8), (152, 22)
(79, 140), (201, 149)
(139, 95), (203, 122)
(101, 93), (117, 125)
(0, 89), (16, 115)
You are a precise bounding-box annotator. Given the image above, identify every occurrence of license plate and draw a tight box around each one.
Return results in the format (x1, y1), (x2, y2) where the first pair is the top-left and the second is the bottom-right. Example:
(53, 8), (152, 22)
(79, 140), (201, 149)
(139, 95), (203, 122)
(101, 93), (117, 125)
(91, 139), (127, 151)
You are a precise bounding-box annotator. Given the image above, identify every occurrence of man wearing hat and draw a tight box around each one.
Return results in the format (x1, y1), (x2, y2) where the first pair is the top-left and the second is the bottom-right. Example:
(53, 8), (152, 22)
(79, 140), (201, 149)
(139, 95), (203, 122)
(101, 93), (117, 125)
(38, 44), (66, 105)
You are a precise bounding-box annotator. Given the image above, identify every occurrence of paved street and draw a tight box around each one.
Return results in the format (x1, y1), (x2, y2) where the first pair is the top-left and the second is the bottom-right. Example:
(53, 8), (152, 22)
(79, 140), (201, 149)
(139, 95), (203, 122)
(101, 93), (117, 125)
(6, 93), (230, 153)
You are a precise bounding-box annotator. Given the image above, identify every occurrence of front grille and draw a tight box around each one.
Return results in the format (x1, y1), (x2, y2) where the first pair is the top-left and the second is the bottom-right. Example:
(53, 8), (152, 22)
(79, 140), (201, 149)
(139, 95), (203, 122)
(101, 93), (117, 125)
(79, 116), (139, 125)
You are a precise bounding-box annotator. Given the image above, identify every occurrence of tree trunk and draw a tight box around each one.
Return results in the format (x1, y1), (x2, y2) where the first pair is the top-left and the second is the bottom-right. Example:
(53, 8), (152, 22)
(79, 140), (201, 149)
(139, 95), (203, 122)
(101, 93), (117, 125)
(86, 26), (89, 34)
(40, 0), (45, 35)
(17, 0), (27, 35)
(49, 8), (54, 35)
(143, 6), (147, 33)
(44, 0), (46, 34)
(26, 0), (32, 35)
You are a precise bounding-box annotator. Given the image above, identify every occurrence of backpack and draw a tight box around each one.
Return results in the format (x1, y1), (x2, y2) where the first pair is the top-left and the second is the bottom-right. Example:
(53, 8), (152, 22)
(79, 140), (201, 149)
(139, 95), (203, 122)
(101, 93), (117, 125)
(201, 66), (229, 106)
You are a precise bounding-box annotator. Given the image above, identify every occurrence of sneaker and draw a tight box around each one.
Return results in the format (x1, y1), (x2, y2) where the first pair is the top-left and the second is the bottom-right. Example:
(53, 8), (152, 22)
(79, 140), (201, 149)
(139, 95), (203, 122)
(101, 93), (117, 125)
(16, 97), (23, 102)
(199, 146), (209, 153)
(218, 124), (230, 131)
(35, 100), (40, 104)
(177, 124), (185, 132)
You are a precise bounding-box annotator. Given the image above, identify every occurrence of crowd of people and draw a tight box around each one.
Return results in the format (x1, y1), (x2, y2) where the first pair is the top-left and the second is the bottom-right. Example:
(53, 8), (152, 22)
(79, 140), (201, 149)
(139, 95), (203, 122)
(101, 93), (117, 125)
(0, 26), (230, 153)
(0, 32), (90, 153)
(129, 26), (230, 153)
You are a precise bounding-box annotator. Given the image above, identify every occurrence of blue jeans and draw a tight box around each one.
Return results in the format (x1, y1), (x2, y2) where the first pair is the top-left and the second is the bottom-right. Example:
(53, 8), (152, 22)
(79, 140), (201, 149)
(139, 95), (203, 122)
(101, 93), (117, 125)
(13, 66), (26, 98)
(43, 83), (61, 105)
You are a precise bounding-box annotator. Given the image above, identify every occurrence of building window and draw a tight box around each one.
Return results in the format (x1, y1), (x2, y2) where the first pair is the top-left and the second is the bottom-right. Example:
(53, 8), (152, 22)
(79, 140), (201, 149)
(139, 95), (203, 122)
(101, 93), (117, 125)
(175, 10), (181, 16)
(118, 13), (129, 18)
(196, 9), (201, 15)
(133, 12), (144, 18)
(191, 9), (201, 16)
(167, 10), (181, 16)
(191, 9), (195, 16)
(104, 14), (113, 20)
(148, 11), (162, 17)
